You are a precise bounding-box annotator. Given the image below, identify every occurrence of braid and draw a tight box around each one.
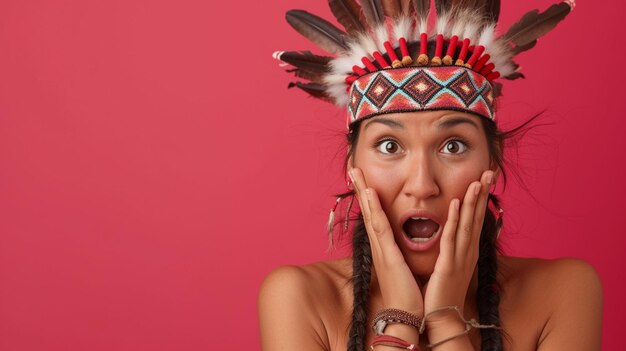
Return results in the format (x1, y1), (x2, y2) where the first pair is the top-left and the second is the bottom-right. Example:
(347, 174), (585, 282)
(476, 194), (504, 351)
(345, 200), (505, 351)
(347, 218), (372, 351)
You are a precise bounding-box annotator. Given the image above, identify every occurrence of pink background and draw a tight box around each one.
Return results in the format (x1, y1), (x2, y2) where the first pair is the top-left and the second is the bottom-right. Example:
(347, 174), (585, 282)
(0, 0), (623, 349)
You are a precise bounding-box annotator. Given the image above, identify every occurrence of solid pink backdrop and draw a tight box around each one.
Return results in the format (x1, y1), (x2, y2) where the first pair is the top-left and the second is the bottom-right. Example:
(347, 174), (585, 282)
(0, 0), (623, 350)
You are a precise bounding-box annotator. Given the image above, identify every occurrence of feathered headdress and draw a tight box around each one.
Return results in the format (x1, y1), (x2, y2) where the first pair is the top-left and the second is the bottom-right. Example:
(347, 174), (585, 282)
(274, 0), (574, 125)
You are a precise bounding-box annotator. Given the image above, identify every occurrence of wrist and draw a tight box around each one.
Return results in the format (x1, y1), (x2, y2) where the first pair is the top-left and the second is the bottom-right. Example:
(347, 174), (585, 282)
(424, 309), (466, 334)
(382, 323), (420, 344)
(424, 315), (467, 342)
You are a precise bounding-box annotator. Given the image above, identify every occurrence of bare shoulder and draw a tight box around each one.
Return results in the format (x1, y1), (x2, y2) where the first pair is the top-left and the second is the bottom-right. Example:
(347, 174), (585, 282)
(499, 256), (602, 301)
(258, 259), (353, 351)
(498, 256), (602, 350)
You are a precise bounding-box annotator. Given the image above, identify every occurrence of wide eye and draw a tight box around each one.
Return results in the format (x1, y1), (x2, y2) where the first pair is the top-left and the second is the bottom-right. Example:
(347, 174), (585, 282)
(376, 139), (403, 154)
(441, 140), (468, 154)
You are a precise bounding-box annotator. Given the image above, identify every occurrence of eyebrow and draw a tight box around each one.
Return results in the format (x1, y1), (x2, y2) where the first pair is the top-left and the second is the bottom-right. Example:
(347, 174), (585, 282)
(436, 116), (480, 130)
(363, 117), (404, 131)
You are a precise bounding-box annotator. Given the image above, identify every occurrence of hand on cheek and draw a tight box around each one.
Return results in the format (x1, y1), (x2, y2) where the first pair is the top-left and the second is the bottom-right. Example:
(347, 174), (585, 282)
(349, 167), (424, 316)
(423, 170), (494, 320)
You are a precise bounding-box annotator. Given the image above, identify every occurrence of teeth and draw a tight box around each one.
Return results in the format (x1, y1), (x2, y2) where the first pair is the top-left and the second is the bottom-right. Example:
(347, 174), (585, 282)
(411, 217), (429, 220)
(408, 226), (439, 242)
(410, 234), (435, 242)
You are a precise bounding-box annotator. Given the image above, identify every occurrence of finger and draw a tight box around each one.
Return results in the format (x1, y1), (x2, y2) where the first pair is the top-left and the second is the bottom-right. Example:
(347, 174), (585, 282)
(348, 168), (371, 228)
(455, 180), (482, 255)
(364, 187), (397, 249)
(438, 198), (461, 263)
(349, 168), (380, 252)
(470, 170), (494, 251)
(349, 168), (398, 261)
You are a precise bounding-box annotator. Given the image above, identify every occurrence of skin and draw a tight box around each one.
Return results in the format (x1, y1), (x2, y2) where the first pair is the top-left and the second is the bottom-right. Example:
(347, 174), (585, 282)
(258, 110), (603, 351)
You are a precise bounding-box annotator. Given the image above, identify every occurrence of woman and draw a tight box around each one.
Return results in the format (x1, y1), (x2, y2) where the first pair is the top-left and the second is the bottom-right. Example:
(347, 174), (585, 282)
(259, 1), (602, 350)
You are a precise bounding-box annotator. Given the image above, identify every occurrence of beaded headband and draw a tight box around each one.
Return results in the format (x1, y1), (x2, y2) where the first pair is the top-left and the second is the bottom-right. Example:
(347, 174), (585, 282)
(274, 0), (574, 127)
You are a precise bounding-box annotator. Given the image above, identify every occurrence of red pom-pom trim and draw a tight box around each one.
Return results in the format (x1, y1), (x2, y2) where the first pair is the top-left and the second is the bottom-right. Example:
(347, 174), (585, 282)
(399, 37), (410, 58)
(486, 71), (500, 81)
(445, 35), (459, 58)
(480, 62), (495, 76)
(345, 75), (358, 85)
(373, 51), (390, 68)
(352, 65), (367, 76)
(419, 33), (428, 55)
(457, 38), (471, 63)
(466, 45), (485, 67)
(361, 57), (378, 72)
(434, 34), (444, 59)
(384, 41), (400, 64)
(473, 54), (491, 72)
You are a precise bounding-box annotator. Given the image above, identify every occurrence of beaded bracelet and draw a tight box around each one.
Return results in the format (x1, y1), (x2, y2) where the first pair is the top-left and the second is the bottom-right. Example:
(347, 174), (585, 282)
(418, 305), (498, 334)
(370, 335), (419, 350)
(372, 308), (422, 335)
(419, 305), (499, 348)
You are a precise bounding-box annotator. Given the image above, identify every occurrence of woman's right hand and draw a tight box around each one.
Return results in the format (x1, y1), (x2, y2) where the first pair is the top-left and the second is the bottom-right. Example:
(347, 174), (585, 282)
(349, 167), (424, 316)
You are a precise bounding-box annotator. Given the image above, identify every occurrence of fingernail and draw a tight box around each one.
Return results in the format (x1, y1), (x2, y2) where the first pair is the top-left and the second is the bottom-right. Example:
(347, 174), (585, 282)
(486, 172), (494, 185)
(348, 169), (355, 183)
(474, 183), (482, 195)
(454, 199), (460, 210)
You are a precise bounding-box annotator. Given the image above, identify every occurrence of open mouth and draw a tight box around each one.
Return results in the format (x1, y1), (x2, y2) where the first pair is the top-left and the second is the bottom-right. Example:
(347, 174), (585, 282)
(402, 217), (440, 242)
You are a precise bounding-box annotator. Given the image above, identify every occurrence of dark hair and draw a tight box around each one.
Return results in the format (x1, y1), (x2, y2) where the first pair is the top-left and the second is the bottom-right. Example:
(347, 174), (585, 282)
(341, 115), (512, 351)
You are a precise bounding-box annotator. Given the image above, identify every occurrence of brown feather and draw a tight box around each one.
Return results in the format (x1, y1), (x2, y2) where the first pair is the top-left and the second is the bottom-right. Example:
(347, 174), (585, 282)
(511, 40), (537, 55)
(287, 68), (325, 83)
(434, 0), (451, 16)
(435, 0), (471, 17)
(492, 82), (503, 97)
(411, 0), (430, 20)
(502, 62), (524, 80)
(286, 10), (349, 54)
(400, 0), (413, 15)
(288, 82), (333, 101)
(278, 51), (331, 73)
(328, 0), (368, 34)
(279, 51), (331, 83)
(382, 0), (402, 18)
(484, 0), (500, 22)
(360, 0), (385, 27)
(461, 0), (500, 22)
(502, 2), (571, 49)
(503, 72), (525, 80)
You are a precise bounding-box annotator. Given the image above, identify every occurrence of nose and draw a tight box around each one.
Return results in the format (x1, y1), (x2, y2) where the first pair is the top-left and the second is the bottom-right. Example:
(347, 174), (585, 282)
(401, 152), (440, 201)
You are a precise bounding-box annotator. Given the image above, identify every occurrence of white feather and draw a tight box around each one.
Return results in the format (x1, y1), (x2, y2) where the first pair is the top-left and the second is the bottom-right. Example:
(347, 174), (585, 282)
(478, 24), (496, 48)
(374, 25), (389, 52)
(355, 33), (379, 58)
(463, 22), (480, 43)
(484, 38), (513, 76)
(418, 18), (428, 35)
(435, 12), (450, 35)
(330, 56), (356, 76)
(392, 16), (413, 43)
(497, 61), (516, 78)
(324, 72), (348, 85)
(324, 81), (349, 106)
(448, 15), (466, 37)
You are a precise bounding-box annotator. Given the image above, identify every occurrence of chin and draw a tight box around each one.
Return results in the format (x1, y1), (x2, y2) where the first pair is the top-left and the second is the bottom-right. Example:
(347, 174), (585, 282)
(401, 247), (439, 281)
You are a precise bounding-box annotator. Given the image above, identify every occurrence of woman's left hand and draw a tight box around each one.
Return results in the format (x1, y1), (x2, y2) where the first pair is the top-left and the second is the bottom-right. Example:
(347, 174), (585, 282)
(422, 170), (494, 331)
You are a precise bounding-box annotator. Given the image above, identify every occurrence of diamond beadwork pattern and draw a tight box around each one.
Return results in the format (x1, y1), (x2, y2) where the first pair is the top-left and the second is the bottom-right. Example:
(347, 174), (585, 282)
(448, 70), (481, 106)
(348, 66), (495, 123)
(364, 74), (396, 109)
(401, 70), (444, 106)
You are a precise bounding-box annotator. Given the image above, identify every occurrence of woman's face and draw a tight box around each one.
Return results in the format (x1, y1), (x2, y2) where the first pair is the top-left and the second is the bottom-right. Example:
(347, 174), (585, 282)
(351, 110), (494, 278)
